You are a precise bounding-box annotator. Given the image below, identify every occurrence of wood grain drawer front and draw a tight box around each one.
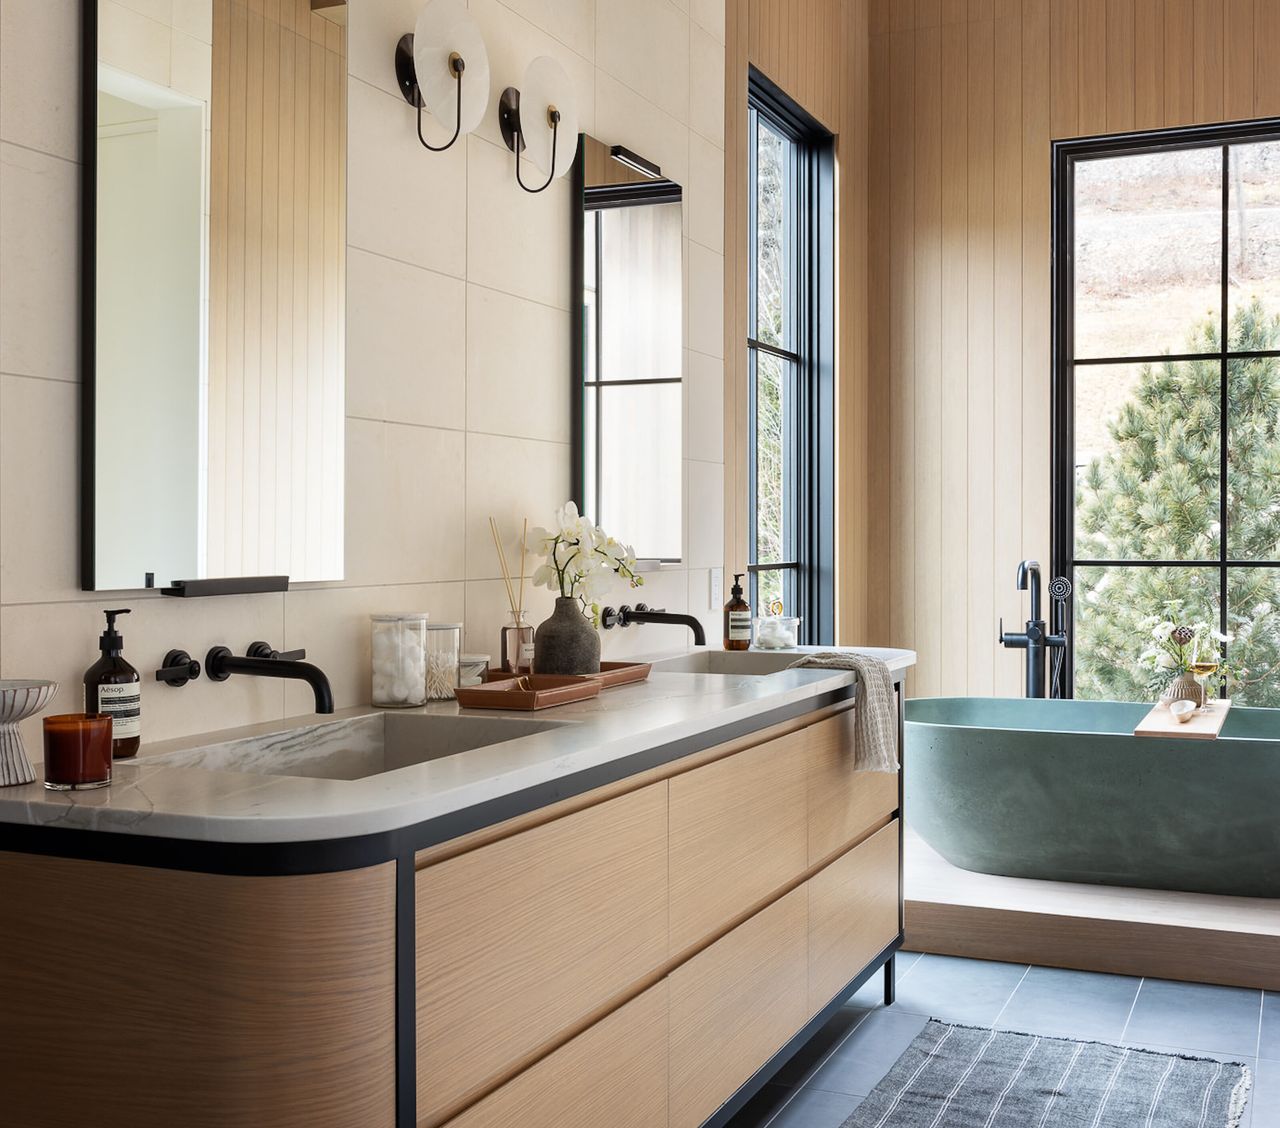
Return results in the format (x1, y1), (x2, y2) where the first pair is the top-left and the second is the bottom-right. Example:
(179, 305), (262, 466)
(415, 782), (668, 1127)
(668, 734), (808, 954)
(808, 821), (900, 1013)
(445, 981), (669, 1128)
(806, 709), (898, 863)
(668, 885), (808, 1128)
(0, 853), (396, 1128)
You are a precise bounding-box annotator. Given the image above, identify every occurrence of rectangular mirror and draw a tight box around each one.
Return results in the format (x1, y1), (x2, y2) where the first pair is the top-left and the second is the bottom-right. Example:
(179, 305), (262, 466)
(572, 135), (683, 562)
(84, 0), (347, 591)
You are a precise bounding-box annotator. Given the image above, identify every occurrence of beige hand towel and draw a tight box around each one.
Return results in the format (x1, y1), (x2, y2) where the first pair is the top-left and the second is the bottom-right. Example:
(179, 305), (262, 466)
(787, 652), (899, 772)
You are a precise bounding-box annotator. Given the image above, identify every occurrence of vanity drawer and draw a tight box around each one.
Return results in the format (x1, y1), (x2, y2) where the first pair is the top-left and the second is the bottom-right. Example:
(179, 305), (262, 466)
(415, 782), (668, 1127)
(668, 733), (808, 954)
(806, 708), (899, 862)
(668, 884), (808, 1128)
(808, 821), (900, 1012)
(444, 981), (669, 1128)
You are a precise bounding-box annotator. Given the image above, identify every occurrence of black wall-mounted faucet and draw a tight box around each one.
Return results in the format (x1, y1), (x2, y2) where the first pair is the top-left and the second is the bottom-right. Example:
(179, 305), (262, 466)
(999, 561), (1069, 698)
(205, 642), (334, 714)
(601, 603), (707, 647)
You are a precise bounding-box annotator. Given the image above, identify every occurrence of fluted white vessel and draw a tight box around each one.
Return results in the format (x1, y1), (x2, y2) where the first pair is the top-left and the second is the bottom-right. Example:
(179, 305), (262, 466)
(0, 680), (57, 787)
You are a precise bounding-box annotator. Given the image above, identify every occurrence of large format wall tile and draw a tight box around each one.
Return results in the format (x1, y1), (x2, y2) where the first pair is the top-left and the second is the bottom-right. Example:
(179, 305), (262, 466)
(596, 0), (690, 126)
(346, 418), (467, 586)
(465, 431), (570, 581)
(466, 284), (570, 444)
(686, 349), (724, 464)
(688, 21), (725, 147)
(595, 71), (690, 189)
(0, 375), (80, 603)
(0, 143), (79, 381)
(346, 248), (466, 431)
(347, 77), (467, 279)
(0, 0), (81, 161)
(688, 131), (724, 254)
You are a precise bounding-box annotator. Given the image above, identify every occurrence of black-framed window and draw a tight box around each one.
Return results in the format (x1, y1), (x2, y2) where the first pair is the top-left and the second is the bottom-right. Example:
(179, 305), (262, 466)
(1053, 120), (1280, 705)
(747, 71), (835, 643)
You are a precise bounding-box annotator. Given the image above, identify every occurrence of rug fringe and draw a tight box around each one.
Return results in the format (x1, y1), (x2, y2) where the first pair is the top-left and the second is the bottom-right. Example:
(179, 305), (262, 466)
(1227, 1067), (1253, 1128)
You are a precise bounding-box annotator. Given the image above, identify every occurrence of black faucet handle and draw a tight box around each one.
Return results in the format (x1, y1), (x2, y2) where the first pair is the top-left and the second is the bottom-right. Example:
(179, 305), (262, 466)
(600, 607), (621, 630)
(247, 641), (306, 662)
(155, 649), (201, 687)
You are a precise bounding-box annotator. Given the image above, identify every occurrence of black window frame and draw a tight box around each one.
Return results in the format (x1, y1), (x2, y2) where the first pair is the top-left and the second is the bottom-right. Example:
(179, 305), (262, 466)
(747, 69), (835, 645)
(1051, 118), (1280, 697)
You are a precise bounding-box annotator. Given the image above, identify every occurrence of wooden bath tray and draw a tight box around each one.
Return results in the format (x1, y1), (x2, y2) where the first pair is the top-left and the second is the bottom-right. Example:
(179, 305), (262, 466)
(1134, 699), (1232, 740)
(455, 675), (601, 711)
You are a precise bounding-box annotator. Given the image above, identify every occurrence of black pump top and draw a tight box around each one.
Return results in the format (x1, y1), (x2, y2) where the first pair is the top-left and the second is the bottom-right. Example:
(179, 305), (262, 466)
(731, 574), (745, 599)
(99, 608), (131, 654)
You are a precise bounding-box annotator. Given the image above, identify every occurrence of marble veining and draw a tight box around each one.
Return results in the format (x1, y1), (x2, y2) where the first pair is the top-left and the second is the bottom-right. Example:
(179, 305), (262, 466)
(0, 647), (916, 845)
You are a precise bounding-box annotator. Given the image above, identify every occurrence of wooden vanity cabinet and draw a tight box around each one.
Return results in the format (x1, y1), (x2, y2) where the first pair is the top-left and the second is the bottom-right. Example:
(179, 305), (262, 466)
(422, 699), (903, 1128)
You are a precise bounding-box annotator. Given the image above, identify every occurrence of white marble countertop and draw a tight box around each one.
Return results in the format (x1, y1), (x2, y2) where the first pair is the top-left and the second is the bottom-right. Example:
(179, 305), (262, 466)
(0, 646), (915, 846)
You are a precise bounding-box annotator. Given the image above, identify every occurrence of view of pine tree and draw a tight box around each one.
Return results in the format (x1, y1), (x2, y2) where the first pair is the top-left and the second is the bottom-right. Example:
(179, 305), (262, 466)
(1075, 297), (1280, 704)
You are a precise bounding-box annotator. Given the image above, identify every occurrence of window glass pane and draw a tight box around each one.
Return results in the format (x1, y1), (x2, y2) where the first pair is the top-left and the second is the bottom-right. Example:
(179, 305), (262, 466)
(1226, 568), (1280, 706)
(754, 119), (791, 350)
(1074, 147), (1222, 360)
(597, 201), (682, 382)
(1073, 565), (1219, 701)
(598, 383), (682, 560)
(754, 350), (791, 566)
(1228, 141), (1280, 325)
(1074, 361), (1220, 562)
(583, 214), (597, 383)
(1227, 356), (1280, 559)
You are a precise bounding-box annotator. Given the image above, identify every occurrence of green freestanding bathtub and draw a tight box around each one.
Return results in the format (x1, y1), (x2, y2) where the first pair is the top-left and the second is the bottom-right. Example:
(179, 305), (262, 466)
(904, 697), (1280, 898)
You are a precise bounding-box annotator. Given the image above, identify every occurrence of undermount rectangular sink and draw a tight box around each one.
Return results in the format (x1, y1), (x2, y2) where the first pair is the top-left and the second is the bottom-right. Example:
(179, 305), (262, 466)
(651, 650), (804, 676)
(141, 712), (569, 781)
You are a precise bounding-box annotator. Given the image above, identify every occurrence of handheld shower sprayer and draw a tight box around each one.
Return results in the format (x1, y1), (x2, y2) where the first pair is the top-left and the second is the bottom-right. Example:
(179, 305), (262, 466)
(1047, 575), (1072, 699)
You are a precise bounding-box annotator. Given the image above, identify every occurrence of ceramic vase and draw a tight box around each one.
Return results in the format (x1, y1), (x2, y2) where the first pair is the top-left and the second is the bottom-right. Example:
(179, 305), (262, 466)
(0, 680), (58, 787)
(534, 598), (601, 676)
(1161, 670), (1205, 709)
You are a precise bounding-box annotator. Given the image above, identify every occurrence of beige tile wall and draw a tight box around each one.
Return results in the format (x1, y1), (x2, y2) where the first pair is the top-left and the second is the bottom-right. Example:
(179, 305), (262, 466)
(0, 0), (726, 743)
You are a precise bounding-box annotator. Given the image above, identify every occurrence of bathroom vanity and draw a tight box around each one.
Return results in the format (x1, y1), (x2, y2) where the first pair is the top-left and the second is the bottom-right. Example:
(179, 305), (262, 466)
(0, 650), (912, 1128)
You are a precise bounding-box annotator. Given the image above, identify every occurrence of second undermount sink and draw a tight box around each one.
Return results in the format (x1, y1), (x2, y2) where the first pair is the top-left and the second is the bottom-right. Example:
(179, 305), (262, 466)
(140, 712), (570, 781)
(651, 650), (805, 676)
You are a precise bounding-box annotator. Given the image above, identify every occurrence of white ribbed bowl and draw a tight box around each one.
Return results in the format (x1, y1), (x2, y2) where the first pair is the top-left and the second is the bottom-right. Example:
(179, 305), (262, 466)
(0, 680), (58, 787)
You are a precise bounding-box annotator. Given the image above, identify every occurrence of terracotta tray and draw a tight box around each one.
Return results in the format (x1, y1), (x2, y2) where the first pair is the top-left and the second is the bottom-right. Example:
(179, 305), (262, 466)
(482, 662), (651, 689)
(591, 661), (652, 688)
(455, 675), (601, 711)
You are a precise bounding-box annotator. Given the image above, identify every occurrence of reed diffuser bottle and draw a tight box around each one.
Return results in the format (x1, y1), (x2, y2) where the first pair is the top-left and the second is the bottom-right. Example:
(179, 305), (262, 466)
(491, 517), (533, 674)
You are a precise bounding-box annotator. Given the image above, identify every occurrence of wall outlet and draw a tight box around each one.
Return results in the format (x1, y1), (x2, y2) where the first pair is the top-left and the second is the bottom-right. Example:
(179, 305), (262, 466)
(709, 567), (724, 610)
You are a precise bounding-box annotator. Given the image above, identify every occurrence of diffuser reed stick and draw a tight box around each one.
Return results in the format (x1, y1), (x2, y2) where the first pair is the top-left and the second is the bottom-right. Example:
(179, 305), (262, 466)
(489, 517), (518, 619)
(517, 518), (528, 622)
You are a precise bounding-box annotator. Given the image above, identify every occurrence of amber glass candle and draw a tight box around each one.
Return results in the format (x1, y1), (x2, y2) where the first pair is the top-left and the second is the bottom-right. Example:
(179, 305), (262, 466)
(43, 714), (112, 791)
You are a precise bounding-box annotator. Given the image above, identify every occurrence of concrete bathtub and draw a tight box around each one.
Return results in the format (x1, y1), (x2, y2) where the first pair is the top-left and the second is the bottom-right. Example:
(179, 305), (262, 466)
(904, 696), (1280, 898)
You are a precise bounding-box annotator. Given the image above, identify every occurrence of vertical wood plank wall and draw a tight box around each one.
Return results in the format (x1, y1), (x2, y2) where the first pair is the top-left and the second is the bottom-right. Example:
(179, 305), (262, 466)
(209, 0), (345, 581)
(868, 0), (1280, 698)
(724, 0), (873, 644)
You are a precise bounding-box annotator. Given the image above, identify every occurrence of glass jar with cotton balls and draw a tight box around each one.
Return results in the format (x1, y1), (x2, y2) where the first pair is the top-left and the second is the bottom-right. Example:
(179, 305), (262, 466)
(370, 613), (429, 708)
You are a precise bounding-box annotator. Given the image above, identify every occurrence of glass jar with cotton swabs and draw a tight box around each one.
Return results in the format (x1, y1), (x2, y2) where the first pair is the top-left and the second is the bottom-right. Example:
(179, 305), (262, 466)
(425, 623), (464, 700)
(490, 516), (534, 674)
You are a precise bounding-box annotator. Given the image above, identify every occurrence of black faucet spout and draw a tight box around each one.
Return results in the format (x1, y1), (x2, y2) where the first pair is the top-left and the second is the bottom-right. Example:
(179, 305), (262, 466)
(600, 604), (707, 647)
(205, 646), (335, 714)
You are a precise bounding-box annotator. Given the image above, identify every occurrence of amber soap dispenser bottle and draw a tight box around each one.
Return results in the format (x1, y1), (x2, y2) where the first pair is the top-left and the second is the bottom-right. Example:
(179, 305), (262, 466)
(723, 573), (751, 651)
(84, 608), (141, 759)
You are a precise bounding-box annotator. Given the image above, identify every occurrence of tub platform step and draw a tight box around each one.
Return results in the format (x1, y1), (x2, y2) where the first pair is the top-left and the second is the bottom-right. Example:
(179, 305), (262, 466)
(1133, 699), (1231, 739)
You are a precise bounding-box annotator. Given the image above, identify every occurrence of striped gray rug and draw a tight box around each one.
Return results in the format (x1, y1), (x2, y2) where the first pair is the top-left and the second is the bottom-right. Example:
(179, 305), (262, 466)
(842, 1021), (1251, 1128)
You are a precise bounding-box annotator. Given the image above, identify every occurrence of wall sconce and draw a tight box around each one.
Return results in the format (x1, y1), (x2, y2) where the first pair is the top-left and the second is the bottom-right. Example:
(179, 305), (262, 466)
(394, 0), (489, 153)
(498, 56), (579, 194)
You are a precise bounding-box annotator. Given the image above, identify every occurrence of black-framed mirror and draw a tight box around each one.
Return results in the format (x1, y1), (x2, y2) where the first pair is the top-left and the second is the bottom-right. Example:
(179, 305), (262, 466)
(81, 0), (347, 592)
(570, 134), (684, 562)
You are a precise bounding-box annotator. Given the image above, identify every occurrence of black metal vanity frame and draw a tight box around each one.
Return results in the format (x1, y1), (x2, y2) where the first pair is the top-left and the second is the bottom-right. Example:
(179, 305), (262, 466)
(0, 680), (906, 1128)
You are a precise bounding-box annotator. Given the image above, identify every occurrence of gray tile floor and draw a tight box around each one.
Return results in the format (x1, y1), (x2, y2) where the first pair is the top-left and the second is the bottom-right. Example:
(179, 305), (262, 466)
(725, 953), (1278, 1127)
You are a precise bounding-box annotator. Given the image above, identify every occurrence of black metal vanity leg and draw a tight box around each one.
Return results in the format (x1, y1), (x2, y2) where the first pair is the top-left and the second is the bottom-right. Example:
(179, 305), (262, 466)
(884, 954), (896, 1006)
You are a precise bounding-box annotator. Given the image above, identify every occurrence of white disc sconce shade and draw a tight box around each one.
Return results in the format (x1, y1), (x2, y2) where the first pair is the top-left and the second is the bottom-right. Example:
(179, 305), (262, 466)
(498, 55), (580, 193)
(394, 0), (490, 152)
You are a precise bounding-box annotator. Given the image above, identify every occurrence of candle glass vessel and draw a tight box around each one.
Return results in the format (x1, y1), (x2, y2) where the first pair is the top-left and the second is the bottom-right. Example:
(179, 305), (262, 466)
(43, 713), (113, 791)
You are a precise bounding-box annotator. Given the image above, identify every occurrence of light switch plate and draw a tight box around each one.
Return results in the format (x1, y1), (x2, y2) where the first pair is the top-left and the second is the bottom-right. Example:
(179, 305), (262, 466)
(709, 567), (723, 610)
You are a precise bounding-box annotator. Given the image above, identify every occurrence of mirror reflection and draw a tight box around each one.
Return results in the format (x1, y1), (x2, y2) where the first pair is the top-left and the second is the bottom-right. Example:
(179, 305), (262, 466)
(90, 0), (347, 590)
(575, 135), (684, 562)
